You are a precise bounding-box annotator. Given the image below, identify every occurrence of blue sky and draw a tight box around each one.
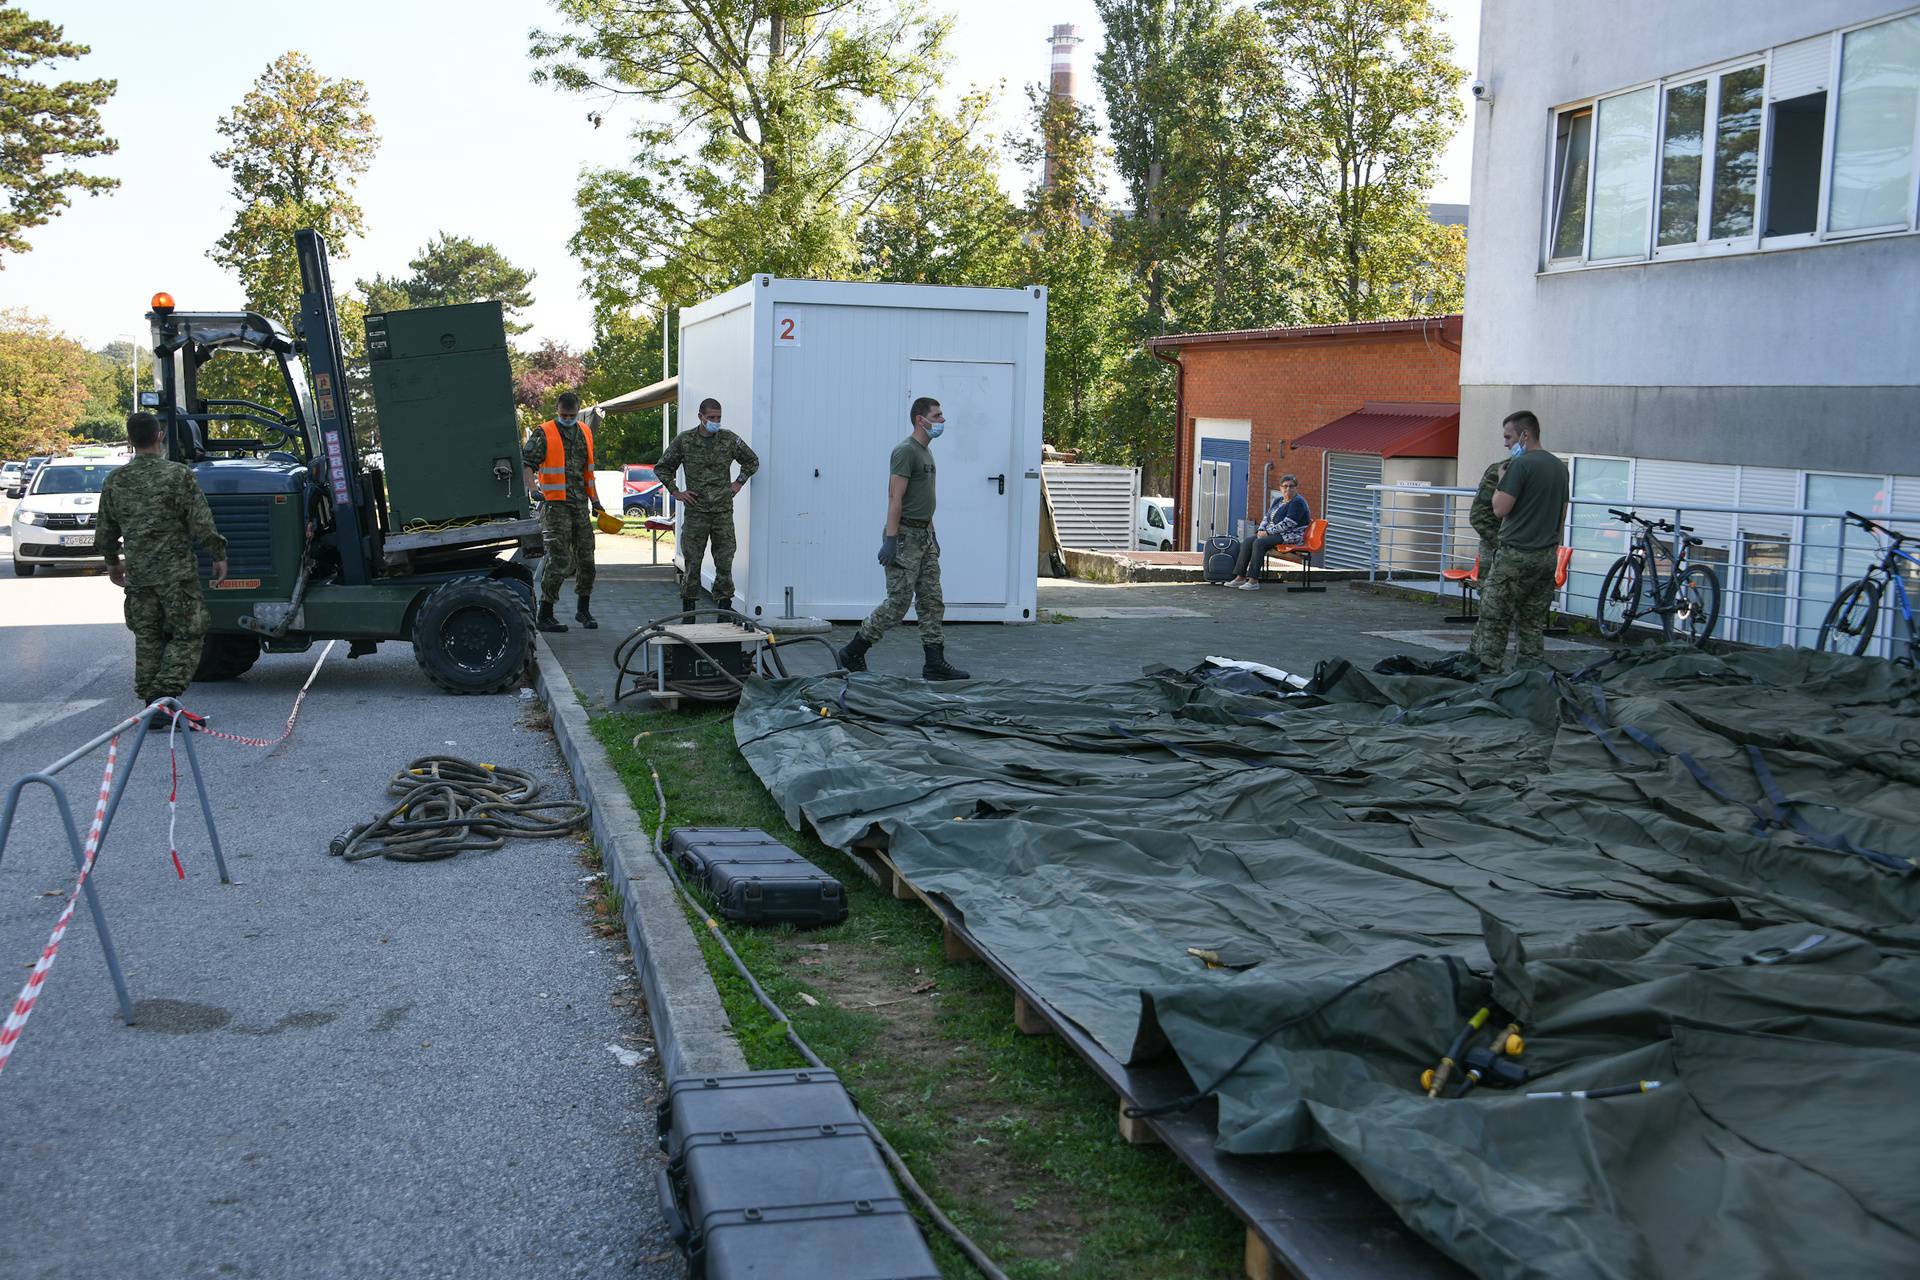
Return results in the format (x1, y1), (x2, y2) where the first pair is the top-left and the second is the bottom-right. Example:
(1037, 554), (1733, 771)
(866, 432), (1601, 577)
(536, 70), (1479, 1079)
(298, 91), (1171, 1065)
(11, 0), (1478, 351)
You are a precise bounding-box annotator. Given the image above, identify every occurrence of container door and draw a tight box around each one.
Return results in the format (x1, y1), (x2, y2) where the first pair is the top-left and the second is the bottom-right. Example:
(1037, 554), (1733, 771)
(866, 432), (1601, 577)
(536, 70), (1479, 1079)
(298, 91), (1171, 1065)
(907, 359), (1016, 606)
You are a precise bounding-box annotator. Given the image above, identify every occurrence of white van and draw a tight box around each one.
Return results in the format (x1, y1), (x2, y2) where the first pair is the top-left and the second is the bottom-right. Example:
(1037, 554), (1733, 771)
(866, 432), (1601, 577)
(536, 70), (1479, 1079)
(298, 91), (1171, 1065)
(1136, 496), (1175, 551)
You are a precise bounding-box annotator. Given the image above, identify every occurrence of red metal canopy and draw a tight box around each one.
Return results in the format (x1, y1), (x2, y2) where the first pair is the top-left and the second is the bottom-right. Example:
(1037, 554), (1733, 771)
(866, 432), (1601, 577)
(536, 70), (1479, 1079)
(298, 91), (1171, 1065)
(1291, 402), (1459, 458)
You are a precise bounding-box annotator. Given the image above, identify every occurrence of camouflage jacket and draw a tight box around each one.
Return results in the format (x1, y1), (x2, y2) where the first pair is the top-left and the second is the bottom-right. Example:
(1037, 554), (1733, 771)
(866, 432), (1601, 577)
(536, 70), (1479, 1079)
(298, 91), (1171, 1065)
(1469, 459), (1506, 549)
(521, 418), (596, 507)
(655, 427), (759, 505)
(97, 454), (228, 588)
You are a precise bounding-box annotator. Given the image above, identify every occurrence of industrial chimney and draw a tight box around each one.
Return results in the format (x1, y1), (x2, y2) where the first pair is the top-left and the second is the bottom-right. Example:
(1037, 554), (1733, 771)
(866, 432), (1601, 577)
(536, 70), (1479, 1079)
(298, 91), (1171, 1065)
(1043, 23), (1084, 190)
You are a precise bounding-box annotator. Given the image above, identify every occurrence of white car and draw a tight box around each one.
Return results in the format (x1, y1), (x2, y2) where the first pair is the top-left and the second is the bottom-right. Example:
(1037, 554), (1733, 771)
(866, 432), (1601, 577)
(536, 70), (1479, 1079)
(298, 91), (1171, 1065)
(0, 461), (22, 494)
(1137, 496), (1175, 551)
(10, 456), (123, 577)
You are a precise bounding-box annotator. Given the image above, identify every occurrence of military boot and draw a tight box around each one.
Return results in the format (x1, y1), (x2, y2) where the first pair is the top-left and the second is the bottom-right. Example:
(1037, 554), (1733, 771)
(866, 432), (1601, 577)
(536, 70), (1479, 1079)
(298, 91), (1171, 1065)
(836, 633), (872, 673)
(537, 603), (569, 633)
(575, 595), (599, 630)
(680, 596), (698, 618)
(922, 644), (969, 681)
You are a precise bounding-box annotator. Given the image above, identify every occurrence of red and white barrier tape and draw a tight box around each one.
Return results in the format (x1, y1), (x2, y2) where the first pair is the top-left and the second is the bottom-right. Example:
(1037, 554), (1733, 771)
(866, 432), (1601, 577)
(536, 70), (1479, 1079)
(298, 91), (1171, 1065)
(165, 711), (185, 880)
(186, 640), (336, 749)
(0, 737), (119, 1078)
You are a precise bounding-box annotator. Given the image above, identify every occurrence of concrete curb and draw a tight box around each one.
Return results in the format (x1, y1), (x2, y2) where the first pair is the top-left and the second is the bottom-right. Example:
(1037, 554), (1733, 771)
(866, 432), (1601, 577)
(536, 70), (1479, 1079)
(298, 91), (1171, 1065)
(534, 638), (748, 1080)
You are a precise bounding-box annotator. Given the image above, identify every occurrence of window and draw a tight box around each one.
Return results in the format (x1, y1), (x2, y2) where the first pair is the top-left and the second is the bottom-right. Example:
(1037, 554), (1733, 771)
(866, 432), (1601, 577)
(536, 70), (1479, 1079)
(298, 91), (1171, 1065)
(1764, 92), (1828, 236)
(1736, 533), (1791, 646)
(1545, 11), (1920, 269)
(1550, 108), (1594, 259)
(1563, 456), (1631, 615)
(1798, 473), (1887, 639)
(1829, 13), (1920, 233)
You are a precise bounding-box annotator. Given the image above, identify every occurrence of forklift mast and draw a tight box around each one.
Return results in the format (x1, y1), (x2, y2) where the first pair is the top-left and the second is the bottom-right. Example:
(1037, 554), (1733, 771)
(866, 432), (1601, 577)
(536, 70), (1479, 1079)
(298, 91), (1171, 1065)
(295, 229), (374, 584)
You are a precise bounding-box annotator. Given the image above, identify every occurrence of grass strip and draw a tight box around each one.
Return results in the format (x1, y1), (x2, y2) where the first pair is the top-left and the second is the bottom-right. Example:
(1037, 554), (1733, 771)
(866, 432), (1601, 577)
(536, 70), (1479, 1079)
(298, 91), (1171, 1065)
(590, 707), (1242, 1279)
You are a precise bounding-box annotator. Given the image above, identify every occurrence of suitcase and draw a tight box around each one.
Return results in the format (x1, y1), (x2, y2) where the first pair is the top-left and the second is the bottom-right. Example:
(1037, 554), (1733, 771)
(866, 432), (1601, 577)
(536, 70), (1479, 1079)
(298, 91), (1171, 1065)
(1203, 534), (1241, 582)
(667, 827), (848, 927)
(656, 1068), (941, 1280)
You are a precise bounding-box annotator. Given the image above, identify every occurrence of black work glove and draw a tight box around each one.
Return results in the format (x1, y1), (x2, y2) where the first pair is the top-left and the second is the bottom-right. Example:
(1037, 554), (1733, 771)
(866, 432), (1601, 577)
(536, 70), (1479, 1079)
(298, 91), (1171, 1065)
(878, 534), (898, 568)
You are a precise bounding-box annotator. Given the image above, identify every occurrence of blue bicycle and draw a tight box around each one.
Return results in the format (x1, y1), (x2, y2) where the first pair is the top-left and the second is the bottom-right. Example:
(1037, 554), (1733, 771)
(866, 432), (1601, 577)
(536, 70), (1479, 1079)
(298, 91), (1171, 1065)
(1815, 512), (1918, 663)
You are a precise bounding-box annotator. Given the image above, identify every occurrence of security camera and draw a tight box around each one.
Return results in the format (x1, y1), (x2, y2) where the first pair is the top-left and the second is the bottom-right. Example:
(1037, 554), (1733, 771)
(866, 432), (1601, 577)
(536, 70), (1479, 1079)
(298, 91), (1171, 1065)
(1470, 79), (1491, 102)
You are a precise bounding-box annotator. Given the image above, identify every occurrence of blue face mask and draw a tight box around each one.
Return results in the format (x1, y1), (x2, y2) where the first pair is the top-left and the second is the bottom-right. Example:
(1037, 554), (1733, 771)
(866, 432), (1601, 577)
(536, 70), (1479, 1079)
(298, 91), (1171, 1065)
(1509, 441), (1527, 458)
(701, 419), (720, 434)
(557, 415), (578, 428)
(925, 419), (945, 439)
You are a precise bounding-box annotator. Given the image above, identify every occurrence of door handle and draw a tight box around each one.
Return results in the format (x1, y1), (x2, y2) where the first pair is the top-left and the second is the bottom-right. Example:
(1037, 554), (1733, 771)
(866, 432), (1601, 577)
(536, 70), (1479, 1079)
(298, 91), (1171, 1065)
(988, 473), (1005, 495)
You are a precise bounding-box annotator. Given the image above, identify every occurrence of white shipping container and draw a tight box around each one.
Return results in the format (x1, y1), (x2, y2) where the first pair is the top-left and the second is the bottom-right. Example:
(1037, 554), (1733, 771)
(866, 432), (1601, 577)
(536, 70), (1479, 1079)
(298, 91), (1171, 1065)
(675, 276), (1047, 624)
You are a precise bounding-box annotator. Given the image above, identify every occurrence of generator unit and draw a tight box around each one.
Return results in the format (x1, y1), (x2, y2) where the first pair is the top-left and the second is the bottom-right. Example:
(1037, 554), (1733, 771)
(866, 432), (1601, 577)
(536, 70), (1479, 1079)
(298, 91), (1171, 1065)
(366, 301), (527, 529)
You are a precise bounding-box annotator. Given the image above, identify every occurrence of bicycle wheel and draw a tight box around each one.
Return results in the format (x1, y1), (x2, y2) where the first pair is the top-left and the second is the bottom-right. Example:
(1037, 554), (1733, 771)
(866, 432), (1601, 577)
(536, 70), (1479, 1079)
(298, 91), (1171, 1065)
(1670, 564), (1722, 647)
(1816, 579), (1882, 656)
(1595, 556), (1642, 639)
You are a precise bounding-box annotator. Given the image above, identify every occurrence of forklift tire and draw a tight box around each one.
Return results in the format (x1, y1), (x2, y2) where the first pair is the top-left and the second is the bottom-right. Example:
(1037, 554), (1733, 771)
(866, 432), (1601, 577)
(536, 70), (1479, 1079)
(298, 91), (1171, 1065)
(411, 577), (531, 695)
(195, 634), (262, 682)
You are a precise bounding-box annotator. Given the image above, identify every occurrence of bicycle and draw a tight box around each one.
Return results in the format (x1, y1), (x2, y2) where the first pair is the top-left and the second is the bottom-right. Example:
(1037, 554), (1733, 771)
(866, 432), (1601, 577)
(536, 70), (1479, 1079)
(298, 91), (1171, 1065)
(1594, 509), (1722, 646)
(1814, 511), (1918, 663)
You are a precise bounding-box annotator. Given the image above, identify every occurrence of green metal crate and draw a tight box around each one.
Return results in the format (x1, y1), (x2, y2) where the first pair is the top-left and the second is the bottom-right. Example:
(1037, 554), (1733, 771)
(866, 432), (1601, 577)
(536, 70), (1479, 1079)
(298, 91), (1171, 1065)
(366, 301), (528, 528)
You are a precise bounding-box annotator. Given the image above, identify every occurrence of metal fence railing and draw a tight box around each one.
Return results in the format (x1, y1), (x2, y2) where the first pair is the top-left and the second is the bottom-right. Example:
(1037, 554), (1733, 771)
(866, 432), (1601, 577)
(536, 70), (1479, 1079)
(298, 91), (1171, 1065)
(1363, 483), (1920, 658)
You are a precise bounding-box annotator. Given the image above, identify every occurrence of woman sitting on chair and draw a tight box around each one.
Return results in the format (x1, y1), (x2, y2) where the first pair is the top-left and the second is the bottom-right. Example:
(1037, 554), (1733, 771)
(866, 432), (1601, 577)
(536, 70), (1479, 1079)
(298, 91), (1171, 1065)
(1221, 476), (1310, 591)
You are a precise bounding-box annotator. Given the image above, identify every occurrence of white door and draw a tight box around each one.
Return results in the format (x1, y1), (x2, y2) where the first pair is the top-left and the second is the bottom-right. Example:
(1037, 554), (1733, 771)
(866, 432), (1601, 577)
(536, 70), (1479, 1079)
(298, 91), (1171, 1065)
(907, 359), (1016, 606)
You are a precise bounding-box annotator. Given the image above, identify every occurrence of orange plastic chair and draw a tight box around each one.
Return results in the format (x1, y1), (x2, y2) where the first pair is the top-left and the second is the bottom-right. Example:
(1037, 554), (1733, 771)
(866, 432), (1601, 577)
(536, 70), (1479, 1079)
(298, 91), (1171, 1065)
(1544, 545), (1576, 636)
(1263, 519), (1329, 593)
(1442, 556), (1482, 623)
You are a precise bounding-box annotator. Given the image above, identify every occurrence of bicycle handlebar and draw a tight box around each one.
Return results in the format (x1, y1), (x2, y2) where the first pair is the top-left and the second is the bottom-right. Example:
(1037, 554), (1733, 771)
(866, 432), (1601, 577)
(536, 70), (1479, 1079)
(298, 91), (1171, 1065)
(1846, 510), (1908, 544)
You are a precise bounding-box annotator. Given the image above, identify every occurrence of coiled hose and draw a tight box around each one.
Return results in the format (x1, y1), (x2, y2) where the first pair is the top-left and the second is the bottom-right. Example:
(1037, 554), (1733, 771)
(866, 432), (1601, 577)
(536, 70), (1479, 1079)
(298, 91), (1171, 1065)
(611, 607), (845, 704)
(640, 759), (1008, 1280)
(329, 756), (589, 862)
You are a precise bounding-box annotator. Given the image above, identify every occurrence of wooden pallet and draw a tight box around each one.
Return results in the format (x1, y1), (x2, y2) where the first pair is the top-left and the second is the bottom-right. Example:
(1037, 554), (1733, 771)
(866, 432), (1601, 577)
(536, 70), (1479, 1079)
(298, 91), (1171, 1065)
(840, 835), (1452, 1280)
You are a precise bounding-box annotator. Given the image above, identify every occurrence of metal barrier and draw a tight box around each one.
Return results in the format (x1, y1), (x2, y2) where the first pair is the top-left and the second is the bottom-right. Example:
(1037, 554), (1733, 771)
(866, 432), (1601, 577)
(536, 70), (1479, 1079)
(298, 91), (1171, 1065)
(1362, 484), (1920, 657)
(0, 702), (230, 1027)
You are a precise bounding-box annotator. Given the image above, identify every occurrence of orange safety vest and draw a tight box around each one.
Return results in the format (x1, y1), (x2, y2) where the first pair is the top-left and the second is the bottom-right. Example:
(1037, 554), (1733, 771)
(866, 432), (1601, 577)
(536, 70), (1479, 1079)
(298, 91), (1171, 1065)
(537, 418), (594, 502)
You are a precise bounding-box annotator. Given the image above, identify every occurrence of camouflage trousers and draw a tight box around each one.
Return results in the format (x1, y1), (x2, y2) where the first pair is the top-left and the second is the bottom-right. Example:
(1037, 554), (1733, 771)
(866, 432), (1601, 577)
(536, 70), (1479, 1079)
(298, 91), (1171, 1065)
(679, 504), (738, 604)
(1471, 544), (1558, 671)
(1475, 539), (1500, 583)
(539, 501), (597, 606)
(125, 576), (209, 702)
(858, 526), (944, 646)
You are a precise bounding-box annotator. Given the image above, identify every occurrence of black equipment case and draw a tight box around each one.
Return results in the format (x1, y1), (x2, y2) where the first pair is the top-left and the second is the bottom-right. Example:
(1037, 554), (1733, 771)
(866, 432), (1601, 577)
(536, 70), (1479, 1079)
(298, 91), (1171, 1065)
(1203, 534), (1241, 582)
(656, 1068), (940, 1280)
(667, 827), (847, 927)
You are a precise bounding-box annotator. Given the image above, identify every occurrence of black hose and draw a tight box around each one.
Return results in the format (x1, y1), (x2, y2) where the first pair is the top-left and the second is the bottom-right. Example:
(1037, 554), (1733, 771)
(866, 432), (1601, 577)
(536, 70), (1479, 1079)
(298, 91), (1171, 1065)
(641, 760), (1007, 1280)
(612, 608), (848, 704)
(328, 756), (588, 862)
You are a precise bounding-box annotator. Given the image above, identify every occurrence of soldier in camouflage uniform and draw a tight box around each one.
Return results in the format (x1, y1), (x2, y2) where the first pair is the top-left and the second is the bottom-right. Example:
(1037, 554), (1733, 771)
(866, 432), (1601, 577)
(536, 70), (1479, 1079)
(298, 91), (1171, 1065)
(522, 391), (611, 632)
(1472, 411), (1570, 672)
(97, 412), (228, 709)
(1468, 457), (1506, 580)
(654, 397), (759, 616)
(835, 397), (969, 682)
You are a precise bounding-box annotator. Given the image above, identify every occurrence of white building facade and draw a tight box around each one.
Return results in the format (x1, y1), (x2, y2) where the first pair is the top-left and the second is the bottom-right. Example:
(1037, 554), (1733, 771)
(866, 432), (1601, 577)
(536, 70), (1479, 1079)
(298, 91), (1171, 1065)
(1463, 1), (1920, 644)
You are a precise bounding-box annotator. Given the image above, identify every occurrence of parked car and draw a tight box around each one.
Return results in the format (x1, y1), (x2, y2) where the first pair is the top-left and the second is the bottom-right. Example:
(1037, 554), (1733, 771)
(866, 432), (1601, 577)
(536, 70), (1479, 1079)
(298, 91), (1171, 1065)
(1137, 496), (1175, 551)
(13, 455), (51, 499)
(0, 461), (22, 495)
(623, 463), (665, 517)
(10, 456), (123, 577)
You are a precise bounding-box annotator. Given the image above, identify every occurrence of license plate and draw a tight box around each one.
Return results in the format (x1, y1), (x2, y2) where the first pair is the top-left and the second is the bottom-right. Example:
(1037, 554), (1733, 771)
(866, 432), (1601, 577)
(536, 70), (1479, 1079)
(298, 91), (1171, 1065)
(61, 534), (93, 547)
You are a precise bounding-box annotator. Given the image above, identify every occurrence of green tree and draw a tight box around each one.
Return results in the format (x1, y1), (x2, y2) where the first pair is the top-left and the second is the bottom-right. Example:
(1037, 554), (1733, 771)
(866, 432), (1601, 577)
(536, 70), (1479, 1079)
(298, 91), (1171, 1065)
(856, 93), (1021, 286)
(1262, 0), (1464, 321)
(205, 52), (379, 441)
(0, 7), (118, 264)
(1010, 91), (1134, 460)
(0, 309), (89, 455)
(580, 308), (670, 464)
(359, 232), (537, 333)
(533, 0), (950, 311)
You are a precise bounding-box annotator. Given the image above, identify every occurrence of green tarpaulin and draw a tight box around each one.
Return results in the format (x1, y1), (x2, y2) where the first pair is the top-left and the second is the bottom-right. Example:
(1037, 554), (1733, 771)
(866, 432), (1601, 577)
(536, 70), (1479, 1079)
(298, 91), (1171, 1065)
(735, 647), (1920, 1278)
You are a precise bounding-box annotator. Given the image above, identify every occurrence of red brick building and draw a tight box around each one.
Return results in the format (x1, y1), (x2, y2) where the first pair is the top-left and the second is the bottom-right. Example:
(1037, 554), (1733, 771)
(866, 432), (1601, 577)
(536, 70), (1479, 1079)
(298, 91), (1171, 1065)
(1147, 315), (1463, 558)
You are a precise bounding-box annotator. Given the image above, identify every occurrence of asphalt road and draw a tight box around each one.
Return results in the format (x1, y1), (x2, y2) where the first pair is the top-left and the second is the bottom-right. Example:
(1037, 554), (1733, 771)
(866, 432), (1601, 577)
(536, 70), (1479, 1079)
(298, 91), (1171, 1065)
(0, 543), (680, 1280)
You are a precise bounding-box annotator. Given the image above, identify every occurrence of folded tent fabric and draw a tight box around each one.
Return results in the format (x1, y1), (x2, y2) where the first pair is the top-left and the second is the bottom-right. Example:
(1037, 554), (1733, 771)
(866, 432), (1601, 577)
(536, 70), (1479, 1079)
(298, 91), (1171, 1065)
(734, 647), (1920, 1278)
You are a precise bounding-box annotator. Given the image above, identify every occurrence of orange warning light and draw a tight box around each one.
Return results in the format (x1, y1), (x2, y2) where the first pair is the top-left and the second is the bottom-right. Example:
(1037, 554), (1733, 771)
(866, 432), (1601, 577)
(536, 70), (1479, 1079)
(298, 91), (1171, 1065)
(150, 292), (175, 313)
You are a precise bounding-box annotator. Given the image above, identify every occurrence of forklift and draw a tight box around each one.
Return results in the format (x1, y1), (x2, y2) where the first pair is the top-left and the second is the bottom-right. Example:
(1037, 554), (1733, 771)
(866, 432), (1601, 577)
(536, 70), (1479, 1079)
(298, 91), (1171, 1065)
(143, 229), (544, 693)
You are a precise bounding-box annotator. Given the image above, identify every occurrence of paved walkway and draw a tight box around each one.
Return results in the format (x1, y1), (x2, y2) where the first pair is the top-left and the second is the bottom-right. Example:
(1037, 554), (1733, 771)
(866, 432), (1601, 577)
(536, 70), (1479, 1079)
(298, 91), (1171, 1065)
(0, 561), (678, 1280)
(544, 531), (1565, 713)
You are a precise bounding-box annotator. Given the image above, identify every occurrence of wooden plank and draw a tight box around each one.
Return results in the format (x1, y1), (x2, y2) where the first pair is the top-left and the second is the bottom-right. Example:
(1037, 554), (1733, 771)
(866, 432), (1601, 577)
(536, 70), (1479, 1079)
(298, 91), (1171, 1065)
(1012, 992), (1054, 1037)
(1117, 1098), (1162, 1147)
(655, 623), (770, 646)
(1246, 1228), (1279, 1280)
(942, 921), (979, 964)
